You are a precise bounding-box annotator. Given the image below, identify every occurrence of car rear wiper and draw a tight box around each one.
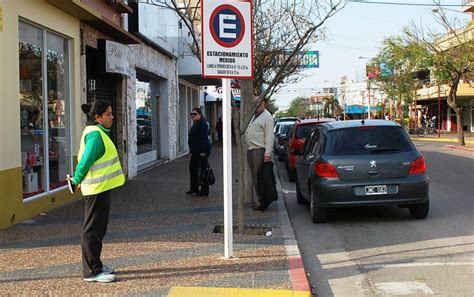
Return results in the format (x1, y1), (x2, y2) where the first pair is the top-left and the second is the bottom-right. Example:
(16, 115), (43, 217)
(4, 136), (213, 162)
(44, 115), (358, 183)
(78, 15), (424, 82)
(369, 147), (401, 153)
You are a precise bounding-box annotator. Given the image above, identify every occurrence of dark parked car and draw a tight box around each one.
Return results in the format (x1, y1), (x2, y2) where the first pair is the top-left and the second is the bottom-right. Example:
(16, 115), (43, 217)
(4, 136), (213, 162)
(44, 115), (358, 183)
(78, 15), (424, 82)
(274, 121), (294, 159)
(284, 118), (334, 181)
(274, 116), (299, 126)
(137, 118), (152, 145)
(295, 120), (429, 223)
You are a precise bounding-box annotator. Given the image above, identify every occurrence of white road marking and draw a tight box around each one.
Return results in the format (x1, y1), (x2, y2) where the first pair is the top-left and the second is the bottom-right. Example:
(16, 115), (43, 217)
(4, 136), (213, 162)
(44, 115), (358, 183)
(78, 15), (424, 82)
(375, 282), (435, 295)
(282, 189), (296, 194)
(365, 262), (474, 269)
(319, 250), (372, 296)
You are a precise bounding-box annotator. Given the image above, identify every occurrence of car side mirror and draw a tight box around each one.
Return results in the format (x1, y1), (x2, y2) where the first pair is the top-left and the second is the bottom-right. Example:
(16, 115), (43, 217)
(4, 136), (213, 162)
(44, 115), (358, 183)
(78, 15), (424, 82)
(275, 132), (280, 137)
(281, 136), (289, 142)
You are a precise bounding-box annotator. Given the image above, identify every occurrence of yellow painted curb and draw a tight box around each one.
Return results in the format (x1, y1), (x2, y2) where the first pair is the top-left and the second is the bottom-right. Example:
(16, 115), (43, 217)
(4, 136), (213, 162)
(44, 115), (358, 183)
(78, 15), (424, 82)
(168, 286), (311, 297)
(410, 137), (474, 145)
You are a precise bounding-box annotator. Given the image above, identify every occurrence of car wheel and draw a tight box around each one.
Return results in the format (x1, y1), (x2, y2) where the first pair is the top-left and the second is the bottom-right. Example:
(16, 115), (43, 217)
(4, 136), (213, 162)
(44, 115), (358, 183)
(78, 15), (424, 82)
(409, 199), (429, 219)
(296, 179), (307, 205)
(310, 187), (327, 223)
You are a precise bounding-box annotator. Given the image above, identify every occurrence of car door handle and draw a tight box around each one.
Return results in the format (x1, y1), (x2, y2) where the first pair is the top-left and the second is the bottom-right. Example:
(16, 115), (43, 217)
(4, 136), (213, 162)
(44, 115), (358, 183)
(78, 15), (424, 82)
(368, 170), (380, 175)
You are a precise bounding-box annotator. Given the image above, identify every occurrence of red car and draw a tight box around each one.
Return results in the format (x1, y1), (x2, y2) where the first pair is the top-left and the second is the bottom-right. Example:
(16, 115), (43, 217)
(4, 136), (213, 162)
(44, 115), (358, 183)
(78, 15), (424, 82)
(284, 118), (335, 181)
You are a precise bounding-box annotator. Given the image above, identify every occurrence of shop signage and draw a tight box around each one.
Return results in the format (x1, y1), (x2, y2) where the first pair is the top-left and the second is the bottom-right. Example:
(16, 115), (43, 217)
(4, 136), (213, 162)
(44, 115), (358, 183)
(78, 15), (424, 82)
(202, 0), (253, 78)
(128, 2), (179, 58)
(105, 40), (130, 77)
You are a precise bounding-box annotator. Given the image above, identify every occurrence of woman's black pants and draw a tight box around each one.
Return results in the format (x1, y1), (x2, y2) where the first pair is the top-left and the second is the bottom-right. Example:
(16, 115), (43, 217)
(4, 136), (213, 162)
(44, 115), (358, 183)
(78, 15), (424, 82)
(189, 153), (210, 195)
(82, 190), (111, 278)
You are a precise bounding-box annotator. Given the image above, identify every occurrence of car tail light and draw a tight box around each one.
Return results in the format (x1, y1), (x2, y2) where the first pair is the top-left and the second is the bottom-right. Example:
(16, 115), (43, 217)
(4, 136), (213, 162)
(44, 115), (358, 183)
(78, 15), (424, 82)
(409, 157), (426, 174)
(314, 161), (339, 178)
(291, 138), (305, 154)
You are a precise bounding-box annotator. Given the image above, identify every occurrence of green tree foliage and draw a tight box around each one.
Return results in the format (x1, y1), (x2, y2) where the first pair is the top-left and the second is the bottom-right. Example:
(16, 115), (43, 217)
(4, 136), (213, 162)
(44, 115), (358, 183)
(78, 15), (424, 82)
(322, 95), (343, 117)
(285, 96), (313, 118)
(373, 36), (429, 121)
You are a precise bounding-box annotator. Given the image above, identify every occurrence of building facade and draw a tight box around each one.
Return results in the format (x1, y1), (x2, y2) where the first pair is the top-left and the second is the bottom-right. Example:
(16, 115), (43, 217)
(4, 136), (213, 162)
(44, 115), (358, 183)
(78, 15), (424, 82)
(0, 0), (84, 229)
(415, 18), (474, 132)
(0, 0), (214, 229)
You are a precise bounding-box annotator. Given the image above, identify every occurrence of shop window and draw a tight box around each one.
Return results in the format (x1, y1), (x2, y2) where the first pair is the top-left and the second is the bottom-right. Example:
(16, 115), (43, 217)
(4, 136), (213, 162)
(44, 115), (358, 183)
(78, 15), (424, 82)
(136, 79), (153, 155)
(19, 20), (72, 199)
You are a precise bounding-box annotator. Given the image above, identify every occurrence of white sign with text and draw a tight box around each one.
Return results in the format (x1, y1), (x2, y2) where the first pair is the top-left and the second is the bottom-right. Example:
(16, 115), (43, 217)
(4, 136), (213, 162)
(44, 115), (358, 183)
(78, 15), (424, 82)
(201, 0), (253, 78)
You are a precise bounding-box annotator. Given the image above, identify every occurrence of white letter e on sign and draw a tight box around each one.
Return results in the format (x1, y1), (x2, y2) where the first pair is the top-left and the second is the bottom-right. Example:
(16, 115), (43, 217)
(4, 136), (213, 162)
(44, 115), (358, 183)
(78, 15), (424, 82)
(219, 14), (236, 39)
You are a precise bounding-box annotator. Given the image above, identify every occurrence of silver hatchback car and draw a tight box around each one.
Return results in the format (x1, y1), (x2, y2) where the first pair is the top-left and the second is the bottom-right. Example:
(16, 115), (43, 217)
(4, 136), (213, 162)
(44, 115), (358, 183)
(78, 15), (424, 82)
(295, 120), (429, 223)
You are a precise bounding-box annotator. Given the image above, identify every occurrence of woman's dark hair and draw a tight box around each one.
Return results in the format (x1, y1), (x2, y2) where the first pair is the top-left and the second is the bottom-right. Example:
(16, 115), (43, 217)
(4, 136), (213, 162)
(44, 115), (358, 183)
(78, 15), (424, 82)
(81, 100), (112, 123)
(192, 107), (202, 115)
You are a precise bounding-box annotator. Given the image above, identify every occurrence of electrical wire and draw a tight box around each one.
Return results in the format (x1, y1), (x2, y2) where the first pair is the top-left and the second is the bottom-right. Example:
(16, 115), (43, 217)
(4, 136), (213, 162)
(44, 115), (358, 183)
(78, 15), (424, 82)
(347, 0), (464, 7)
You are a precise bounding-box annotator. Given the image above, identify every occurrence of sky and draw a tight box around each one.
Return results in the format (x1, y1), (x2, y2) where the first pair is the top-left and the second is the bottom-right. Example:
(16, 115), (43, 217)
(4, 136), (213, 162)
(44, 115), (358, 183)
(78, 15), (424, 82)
(272, 0), (472, 110)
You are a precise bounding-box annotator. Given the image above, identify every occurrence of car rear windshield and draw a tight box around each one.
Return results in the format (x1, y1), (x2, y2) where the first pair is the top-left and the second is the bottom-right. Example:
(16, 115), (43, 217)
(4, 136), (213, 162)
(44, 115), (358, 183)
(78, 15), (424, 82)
(296, 124), (317, 138)
(325, 126), (414, 155)
(281, 123), (293, 135)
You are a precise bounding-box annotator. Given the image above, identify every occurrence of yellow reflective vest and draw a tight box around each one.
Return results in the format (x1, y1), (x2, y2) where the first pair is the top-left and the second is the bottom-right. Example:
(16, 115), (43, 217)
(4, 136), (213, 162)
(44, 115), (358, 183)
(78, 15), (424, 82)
(78, 126), (125, 195)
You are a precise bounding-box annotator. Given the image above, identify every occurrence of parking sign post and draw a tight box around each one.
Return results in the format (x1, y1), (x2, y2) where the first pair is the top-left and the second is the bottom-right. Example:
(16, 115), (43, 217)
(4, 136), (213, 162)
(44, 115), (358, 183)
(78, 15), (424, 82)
(222, 78), (233, 259)
(202, 0), (253, 259)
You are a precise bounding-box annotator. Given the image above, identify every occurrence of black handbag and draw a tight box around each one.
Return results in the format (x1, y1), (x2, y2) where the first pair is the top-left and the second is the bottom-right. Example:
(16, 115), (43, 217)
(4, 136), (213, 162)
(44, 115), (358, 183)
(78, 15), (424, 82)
(256, 162), (278, 211)
(197, 157), (216, 186)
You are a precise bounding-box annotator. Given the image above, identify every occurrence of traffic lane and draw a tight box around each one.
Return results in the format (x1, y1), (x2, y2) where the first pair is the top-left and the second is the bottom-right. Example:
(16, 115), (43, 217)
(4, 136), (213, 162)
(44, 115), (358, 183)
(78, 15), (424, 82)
(277, 160), (377, 296)
(277, 145), (474, 297)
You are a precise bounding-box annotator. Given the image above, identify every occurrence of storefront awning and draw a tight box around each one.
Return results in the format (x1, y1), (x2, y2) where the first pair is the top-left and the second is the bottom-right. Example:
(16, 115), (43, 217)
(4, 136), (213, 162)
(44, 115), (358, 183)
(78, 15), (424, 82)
(345, 105), (382, 113)
(345, 105), (367, 114)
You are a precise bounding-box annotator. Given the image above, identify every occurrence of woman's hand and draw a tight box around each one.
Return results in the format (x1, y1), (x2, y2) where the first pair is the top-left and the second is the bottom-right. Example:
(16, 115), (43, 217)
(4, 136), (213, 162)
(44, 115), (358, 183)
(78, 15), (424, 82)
(66, 175), (81, 193)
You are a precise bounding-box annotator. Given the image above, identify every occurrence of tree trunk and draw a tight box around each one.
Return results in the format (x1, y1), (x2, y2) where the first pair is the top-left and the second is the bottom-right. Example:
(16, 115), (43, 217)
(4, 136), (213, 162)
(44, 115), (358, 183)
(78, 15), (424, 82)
(233, 125), (245, 234)
(456, 108), (465, 146)
(446, 81), (465, 146)
(235, 79), (256, 231)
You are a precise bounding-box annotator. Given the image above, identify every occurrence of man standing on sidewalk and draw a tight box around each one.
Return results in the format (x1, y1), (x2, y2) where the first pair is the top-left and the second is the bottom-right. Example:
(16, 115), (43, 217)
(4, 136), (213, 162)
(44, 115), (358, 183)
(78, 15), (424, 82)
(245, 99), (274, 210)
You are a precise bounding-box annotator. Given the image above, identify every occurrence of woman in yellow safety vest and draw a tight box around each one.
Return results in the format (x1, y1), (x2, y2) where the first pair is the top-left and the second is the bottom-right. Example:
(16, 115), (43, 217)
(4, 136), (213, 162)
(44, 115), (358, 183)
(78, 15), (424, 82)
(67, 100), (125, 283)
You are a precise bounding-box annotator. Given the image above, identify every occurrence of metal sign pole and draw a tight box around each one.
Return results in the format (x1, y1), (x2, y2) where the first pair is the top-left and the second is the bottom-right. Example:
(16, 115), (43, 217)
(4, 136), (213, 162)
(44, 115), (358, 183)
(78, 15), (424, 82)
(222, 78), (233, 259)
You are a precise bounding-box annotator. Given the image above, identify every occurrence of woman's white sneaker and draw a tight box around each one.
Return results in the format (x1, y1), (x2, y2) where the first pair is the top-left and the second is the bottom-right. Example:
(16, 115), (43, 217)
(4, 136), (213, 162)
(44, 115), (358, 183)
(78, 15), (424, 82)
(83, 272), (116, 283)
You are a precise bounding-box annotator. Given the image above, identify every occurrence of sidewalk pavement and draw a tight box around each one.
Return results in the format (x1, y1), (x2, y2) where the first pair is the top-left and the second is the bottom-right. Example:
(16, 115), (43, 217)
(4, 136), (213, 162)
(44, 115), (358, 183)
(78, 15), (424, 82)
(0, 145), (311, 297)
(409, 132), (474, 152)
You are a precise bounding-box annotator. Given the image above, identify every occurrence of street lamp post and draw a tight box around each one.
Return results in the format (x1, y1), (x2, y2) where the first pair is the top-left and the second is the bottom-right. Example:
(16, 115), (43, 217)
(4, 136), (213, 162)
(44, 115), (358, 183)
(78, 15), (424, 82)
(437, 84), (441, 137)
(358, 56), (372, 120)
(367, 80), (371, 119)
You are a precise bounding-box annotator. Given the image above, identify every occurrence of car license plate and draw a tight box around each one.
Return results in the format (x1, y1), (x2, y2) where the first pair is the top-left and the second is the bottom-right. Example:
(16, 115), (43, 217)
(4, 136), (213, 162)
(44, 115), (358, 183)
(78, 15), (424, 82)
(365, 185), (387, 195)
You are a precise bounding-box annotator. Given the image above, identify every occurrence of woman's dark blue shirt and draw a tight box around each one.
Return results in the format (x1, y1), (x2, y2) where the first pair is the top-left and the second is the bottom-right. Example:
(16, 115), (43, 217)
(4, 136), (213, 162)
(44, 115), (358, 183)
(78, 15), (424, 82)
(188, 120), (211, 154)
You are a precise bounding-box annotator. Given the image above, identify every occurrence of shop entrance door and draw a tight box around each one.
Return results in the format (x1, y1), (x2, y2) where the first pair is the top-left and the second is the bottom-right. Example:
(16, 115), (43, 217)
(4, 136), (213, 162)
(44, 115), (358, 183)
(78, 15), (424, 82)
(178, 84), (188, 154)
(136, 75), (160, 167)
(470, 101), (474, 132)
(86, 46), (118, 142)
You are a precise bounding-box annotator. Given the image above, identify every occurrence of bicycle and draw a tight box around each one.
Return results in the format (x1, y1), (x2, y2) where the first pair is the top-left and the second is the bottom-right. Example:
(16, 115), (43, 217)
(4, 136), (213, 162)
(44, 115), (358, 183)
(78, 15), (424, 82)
(415, 122), (437, 137)
(415, 124), (428, 137)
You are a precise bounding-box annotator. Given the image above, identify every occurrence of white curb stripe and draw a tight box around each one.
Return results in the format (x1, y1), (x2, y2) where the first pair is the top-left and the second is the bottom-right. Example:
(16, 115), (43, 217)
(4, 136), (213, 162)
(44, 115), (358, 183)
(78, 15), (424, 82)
(365, 262), (474, 269)
(375, 282), (435, 295)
